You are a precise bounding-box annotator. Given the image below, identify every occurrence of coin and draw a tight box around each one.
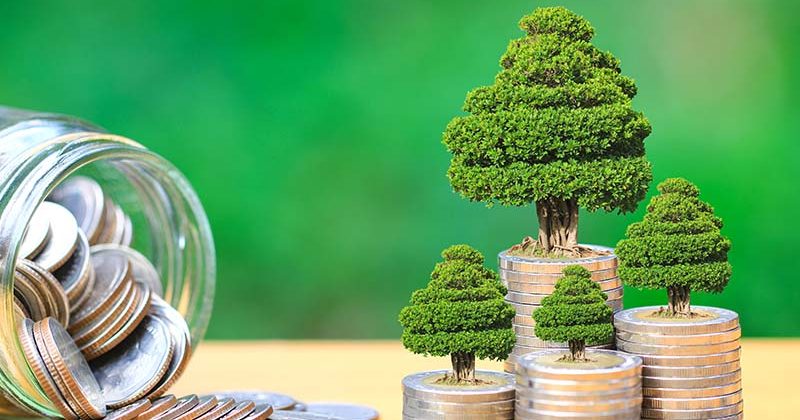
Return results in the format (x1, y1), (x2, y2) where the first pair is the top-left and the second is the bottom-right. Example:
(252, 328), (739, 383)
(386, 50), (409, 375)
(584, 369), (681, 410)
(518, 350), (641, 381)
(643, 390), (742, 410)
(90, 314), (174, 408)
(20, 207), (51, 259)
(139, 395), (179, 420)
(242, 403), (274, 420)
(194, 398), (236, 420)
(616, 327), (741, 346)
(642, 370), (741, 389)
(305, 403), (379, 420)
(642, 381), (742, 398)
(170, 395), (218, 420)
(95, 198), (119, 245)
(17, 318), (77, 420)
(520, 396), (641, 413)
(23, 259), (71, 325)
(107, 204), (128, 246)
(402, 370), (515, 404)
(36, 318), (106, 419)
(514, 405), (639, 419)
(637, 348), (741, 367)
(499, 266), (618, 284)
(33, 202), (80, 272)
(49, 176), (106, 244)
(104, 399), (152, 420)
(506, 277), (621, 294)
(403, 395), (514, 414)
(639, 400), (743, 419)
(613, 306), (739, 335)
(516, 385), (641, 402)
(212, 391), (297, 411)
(616, 338), (739, 356)
(93, 244), (163, 297)
(153, 394), (199, 420)
(119, 214), (133, 247)
(69, 248), (131, 331)
(13, 269), (50, 320)
(52, 229), (91, 302)
(498, 246), (616, 272)
(71, 279), (136, 347)
(83, 281), (153, 361)
(146, 296), (192, 398)
(642, 360), (740, 378)
(219, 400), (256, 420)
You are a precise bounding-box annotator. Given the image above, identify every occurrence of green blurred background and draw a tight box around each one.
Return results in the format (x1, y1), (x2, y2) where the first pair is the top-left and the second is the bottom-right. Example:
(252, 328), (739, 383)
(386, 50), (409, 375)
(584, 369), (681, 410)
(0, 0), (797, 338)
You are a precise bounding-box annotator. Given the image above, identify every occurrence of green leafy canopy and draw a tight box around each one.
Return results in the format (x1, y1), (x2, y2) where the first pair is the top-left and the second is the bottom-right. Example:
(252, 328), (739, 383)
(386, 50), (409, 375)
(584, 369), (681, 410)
(398, 244), (515, 360)
(532, 265), (613, 345)
(616, 178), (732, 292)
(443, 6), (652, 212)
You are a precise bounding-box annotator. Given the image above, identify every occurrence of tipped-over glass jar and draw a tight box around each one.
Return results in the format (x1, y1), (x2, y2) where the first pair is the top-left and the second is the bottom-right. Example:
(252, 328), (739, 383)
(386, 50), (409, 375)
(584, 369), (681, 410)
(0, 106), (215, 416)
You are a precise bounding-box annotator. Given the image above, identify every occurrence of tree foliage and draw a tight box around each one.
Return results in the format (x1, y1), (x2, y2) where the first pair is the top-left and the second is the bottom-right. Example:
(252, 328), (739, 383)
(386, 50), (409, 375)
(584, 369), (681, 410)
(616, 178), (732, 293)
(399, 245), (515, 360)
(533, 265), (613, 345)
(443, 6), (652, 213)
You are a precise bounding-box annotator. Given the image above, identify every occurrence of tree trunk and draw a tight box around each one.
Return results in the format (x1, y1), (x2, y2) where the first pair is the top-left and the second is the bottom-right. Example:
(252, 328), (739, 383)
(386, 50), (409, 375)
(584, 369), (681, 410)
(535, 198), (579, 254)
(568, 340), (586, 361)
(667, 285), (691, 316)
(451, 352), (476, 382)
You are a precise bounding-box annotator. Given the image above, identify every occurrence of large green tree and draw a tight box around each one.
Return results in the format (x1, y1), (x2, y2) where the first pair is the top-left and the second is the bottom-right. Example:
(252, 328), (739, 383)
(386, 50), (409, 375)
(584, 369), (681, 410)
(533, 265), (613, 361)
(443, 7), (652, 256)
(616, 178), (732, 317)
(399, 245), (515, 383)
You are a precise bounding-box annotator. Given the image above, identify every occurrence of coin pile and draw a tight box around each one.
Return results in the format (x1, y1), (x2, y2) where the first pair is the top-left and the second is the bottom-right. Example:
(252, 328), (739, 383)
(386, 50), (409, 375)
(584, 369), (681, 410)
(13, 176), (191, 419)
(101, 394), (273, 420)
(515, 349), (642, 419)
(498, 247), (622, 371)
(402, 370), (514, 419)
(614, 306), (743, 419)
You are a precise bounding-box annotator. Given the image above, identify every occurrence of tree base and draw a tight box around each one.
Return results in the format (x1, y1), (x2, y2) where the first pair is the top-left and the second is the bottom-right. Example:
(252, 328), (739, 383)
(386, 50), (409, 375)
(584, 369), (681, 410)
(434, 373), (494, 386)
(508, 236), (610, 258)
(651, 306), (710, 320)
(555, 353), (595, 363)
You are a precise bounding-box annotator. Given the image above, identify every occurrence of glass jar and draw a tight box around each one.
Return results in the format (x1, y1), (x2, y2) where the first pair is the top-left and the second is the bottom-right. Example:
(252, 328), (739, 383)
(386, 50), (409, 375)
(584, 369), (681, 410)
(0, 106), (215, 417)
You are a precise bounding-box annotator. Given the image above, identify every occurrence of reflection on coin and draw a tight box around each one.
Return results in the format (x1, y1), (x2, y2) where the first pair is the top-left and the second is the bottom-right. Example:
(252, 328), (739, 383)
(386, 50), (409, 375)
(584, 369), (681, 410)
(33, 202), (79, 272)
(70, 248), (131, 330)
(212, 391), (297, 411)
(154, 394), (199, 420)
(174, 395), (218, 420)
(90, 314), (173, 408)
(306, 403), (379, 420)
(49, 176), (106, 244)
(104, 399), (152, 420)
(20, 207), (51, 259)
(243, 403), (274, 420)
(23, 260), (71, 326)
(219, 400), (256, 420)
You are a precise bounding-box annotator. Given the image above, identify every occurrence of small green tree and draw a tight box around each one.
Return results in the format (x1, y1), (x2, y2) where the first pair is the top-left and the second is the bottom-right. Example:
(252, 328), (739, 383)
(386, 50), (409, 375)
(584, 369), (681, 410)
(399, 245), (515, 383)
(616, 178), (732, 317)
(443, 7), (652, 256)
(533, 265), (613, 361)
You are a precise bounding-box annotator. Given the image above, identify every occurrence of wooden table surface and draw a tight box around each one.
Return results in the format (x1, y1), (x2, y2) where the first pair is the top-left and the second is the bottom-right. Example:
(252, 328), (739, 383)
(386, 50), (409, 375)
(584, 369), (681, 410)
(172, 339), (795, 420)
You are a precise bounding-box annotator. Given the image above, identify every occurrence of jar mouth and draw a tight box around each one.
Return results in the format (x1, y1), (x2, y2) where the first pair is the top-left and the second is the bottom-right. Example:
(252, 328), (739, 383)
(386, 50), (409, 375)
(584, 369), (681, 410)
(0, 132), (215, 415)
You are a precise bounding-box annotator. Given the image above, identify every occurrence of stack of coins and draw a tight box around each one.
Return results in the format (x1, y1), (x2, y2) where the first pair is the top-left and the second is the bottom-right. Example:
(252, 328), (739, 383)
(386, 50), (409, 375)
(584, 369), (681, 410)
(614, 306), (743, 419)
(515, 349), (642, 419)
(101, 394), (274, 420)
(498, 246), (622, 371)
(402, 370), (514, 419)
(12, 176), (191, 419)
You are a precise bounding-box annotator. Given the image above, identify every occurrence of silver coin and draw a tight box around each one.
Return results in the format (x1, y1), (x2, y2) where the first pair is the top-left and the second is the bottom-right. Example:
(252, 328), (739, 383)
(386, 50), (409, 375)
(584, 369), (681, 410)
(642, 370), (742, 389)
(506, 277), (622, 294)
(212, 391), (297, 411)
(33, 202), (79, 272)
(516, 385), (641, 402)
(637, 348), (741, 367)
(642, 381), (742, 398)
(519, 395), (641, 413)
(642, 360), (740, 378)
(52, 229), (91, 297)
(70, 247), (131, 329)
(614, 306), (739, 335)
(518, 350), (642, 381)
(640, 400), (743, 419)
(49, 176), (106, 244)
(516, 375), (641, 393)
(104, 399), (152, 420)
(403, 394), (514, 414)
(21, 260), (70, 325)
(402, 371), (515, 403)
(120, 214), (133, 247)
(616, 327), (741, 346)
(242, 403), (274, 420)
(20, 206), (51, 259)
(90, 314), (174, 408)
(108, 204), (128, 245)
(305, 403), (379, 420)
(643, 390), (742, 410)
(616, 338), (739, 356)
(146, 296), (192, 398)
(514, 404), (639, 419)
(500, 266), (619, 284)
(92, 244), (163, 297)
(498, 245), (616, 272)
(155, 394), (199, 420)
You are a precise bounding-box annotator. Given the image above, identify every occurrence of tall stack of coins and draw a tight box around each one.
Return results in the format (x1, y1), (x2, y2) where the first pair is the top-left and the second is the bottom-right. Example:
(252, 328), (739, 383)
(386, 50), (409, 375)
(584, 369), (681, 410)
(402, 371), (514, 419)
(12, 176), (191, 419)
(614, 306), (743, 419)
(515, 349), (642, 419)
(498, 246), (622, 372)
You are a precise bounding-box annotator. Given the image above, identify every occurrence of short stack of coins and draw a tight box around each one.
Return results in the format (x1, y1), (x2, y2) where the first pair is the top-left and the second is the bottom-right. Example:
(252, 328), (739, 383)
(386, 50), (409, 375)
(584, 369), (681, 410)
(498, 246), (622, 372)
(515, 349), (643, 419)
(614, 306), (743, 419)
(402, 370), (514, 419)
(12, 176), (192, 419)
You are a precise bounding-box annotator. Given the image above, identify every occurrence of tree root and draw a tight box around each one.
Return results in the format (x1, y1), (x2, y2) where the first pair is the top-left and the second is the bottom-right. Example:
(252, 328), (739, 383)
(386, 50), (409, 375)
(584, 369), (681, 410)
(509, 237), (609, 258)
(651, 306), (710, 319)
(435, 373), (493, 386)
(556, 354), (595, 363)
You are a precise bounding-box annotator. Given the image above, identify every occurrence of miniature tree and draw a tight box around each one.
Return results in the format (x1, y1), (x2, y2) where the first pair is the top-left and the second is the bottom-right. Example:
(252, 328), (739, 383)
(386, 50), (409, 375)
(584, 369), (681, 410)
(532, 265), (613, 361)
(399, 245), (515, 383)
(616, 178), (732, 317)
(443, 7), (652, 256)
